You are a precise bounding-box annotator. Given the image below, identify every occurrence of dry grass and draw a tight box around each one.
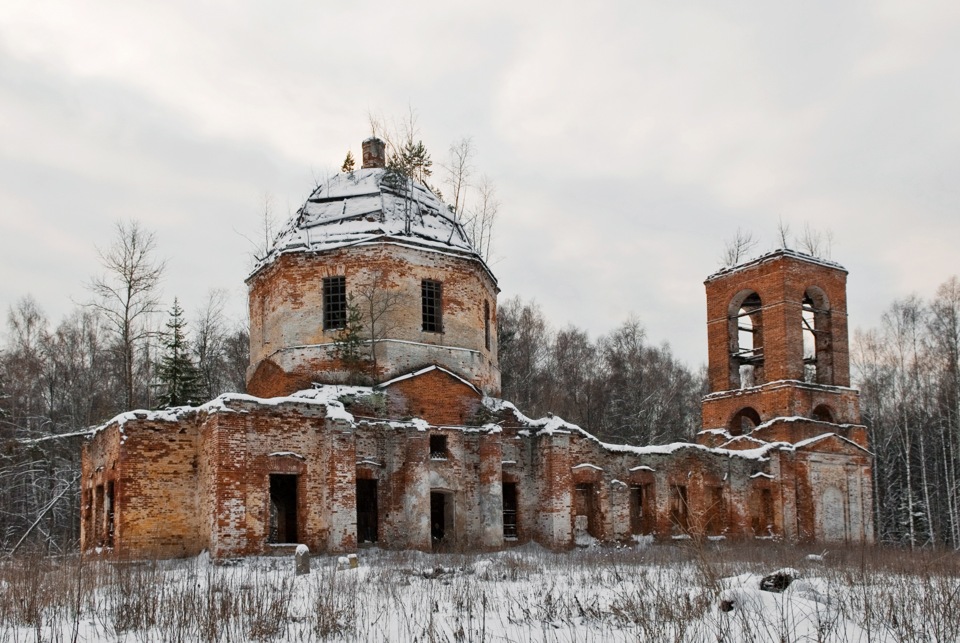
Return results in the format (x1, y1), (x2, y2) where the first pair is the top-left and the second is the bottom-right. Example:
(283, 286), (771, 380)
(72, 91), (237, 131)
(0, 542), (957, 642)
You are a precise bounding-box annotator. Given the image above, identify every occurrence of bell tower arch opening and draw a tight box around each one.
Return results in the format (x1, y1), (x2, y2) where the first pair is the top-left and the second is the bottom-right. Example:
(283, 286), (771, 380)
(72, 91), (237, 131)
(802, 287), (833, 385)
(729, 290), (764, 389)
(701, 249), (861, 432)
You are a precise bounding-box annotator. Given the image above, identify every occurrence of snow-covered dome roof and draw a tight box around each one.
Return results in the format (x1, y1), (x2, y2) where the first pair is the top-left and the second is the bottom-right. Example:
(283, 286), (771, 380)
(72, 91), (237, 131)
(253, 168), (483, 275)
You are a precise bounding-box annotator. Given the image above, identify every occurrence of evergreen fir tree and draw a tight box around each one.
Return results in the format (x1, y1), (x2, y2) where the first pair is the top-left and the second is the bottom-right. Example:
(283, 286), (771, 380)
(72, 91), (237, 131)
(401, 139), (432, 182)
(334, 298), (371, 384)
(156, 298), (204, 408)
(341, 150), (356, 173)
(383, 139), (433, 189)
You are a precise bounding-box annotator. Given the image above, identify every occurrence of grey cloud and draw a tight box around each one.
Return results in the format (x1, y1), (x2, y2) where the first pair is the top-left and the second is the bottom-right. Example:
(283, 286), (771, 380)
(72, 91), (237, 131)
(1, 1), (958, 369)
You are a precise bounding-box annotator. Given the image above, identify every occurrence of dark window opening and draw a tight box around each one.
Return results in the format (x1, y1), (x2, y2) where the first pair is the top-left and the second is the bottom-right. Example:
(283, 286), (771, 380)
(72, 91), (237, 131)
(429, 435), (448, 459)
(106, 481), (115, 547)
(259, 299), (267, 348)
(574, 483), (598, 537)
(503, 482), (518, 539)
(729, 407), (762, 436)
(730, 292), (764, 389)
(422, 279), (443, 333)
(629, 484), (654, 535)
(752, 487), (774, 536)
(811, 404), (835, 423)
(356, 479), (378, 544)
(94, 484), (104, 546)
(431, 490), (454, 548)
(323, 276), (347, 331)
(705, 486), (725, 536)
(670, 485), (689, 534)
(82, 489), (91, 522)
(484, 300), (491, 350)
(269, 474), (299, 544)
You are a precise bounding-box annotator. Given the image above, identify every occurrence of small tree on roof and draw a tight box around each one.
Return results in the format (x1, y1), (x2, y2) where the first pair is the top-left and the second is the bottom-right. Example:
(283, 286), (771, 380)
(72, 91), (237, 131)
(334, 298), (370, 384)
(156, 298), (204, 408)
(341, 150), (356, 174)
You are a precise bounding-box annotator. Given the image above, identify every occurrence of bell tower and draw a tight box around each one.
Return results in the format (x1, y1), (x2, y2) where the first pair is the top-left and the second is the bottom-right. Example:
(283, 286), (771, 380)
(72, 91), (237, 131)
(700, 250), (861, 437)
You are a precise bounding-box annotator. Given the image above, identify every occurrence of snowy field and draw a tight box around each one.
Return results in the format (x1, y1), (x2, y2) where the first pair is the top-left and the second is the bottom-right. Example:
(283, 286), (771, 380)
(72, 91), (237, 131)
(1, 542), (958, 642)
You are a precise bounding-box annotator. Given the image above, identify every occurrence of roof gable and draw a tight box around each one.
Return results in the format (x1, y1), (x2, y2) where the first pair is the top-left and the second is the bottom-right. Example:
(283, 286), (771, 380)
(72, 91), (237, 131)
(793, 432), (872, 456)
(376, 365), (482, 397)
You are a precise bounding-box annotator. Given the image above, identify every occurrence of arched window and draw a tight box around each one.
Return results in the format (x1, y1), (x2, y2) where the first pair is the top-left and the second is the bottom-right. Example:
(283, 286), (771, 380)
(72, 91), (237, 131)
(811, 404), (835, 423)
(730, 407), (761, 436)
(801, 287), (832, 385)
(729, 291), (764, 389)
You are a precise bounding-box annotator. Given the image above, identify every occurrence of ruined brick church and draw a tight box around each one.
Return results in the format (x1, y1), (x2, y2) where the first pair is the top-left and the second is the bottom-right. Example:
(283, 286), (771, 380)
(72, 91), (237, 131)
(81, 137), (874, 558)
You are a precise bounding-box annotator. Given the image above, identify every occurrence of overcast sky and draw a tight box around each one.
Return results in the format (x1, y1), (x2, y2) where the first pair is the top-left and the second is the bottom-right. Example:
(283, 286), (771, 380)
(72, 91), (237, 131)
(1, 1), (958, 368)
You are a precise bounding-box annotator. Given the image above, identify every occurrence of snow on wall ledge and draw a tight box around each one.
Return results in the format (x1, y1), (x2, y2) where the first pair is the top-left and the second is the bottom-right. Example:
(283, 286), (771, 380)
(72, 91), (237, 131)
(704, 248), (847, 283)
(81, 385), (874, 556)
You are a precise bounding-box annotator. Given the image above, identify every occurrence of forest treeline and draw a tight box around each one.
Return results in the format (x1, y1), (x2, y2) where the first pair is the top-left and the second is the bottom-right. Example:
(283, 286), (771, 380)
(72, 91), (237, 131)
(0, 297), (249, 552)
(853, 276), (960, 548)
(1, 221), (959, 551)
(497, 298), (704, 445)
(0, 223), (249, 553)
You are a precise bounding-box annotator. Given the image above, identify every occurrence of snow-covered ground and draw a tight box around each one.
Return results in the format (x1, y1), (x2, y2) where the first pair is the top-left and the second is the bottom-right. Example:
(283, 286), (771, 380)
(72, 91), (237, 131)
(1, 543), (957, 642)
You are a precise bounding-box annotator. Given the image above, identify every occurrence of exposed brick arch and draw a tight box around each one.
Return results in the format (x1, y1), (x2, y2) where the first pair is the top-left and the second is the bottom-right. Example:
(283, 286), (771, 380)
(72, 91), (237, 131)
(247, 359), (314, 398)
(730, 406), (762, 435)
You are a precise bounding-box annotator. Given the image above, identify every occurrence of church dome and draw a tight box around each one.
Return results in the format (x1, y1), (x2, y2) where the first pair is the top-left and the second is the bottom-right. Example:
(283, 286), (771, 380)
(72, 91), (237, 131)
(245, 138), (500, 399)
(255, 166), (482, 275)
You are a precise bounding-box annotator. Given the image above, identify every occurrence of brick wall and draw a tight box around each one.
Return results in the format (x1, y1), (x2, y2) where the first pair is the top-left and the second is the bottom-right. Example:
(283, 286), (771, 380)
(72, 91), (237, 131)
(705, 251), (851, 393)
(83, 397), (876, 558)
(382, 367), (483, 425)
(247, 244), (500, 397)
(82, 416), (203, 559)
(702, 380), (862, 430)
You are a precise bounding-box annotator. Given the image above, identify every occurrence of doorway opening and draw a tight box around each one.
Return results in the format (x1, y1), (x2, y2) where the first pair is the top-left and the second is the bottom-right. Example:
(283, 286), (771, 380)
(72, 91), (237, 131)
(752, 487), (774, 536)
(430, 490), (454, 548)
(630, 483), (654, 535)
(502, 482), (518, 539)
(356, 479), (378, 544)
(106, 481), (115, 547)
(94, 484), (104, 546)
(704, 486), (725, 536)
(269, 474), (298, 544)
(574, 483), (598, 537)
(670, 484), (689, 534)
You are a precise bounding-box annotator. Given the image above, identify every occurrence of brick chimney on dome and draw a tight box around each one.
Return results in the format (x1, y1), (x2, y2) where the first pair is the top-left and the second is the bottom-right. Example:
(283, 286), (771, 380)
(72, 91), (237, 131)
(362, 137), (386, 169)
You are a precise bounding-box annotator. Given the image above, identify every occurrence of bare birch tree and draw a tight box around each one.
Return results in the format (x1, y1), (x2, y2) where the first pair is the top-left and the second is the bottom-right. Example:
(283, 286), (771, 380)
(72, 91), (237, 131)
(798, 223), (834, 259)
(369, 110), (502, 261)
(238, 193), (278, 266)
(776, 217), (792, 249)
(720, 228), (758, 267)
(87, 220), (165, 409)
(352, 271), (404, 378)
(443, 137), (474, 218)
(193, 289), (229, 399)
(462, 176), (498, 263)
